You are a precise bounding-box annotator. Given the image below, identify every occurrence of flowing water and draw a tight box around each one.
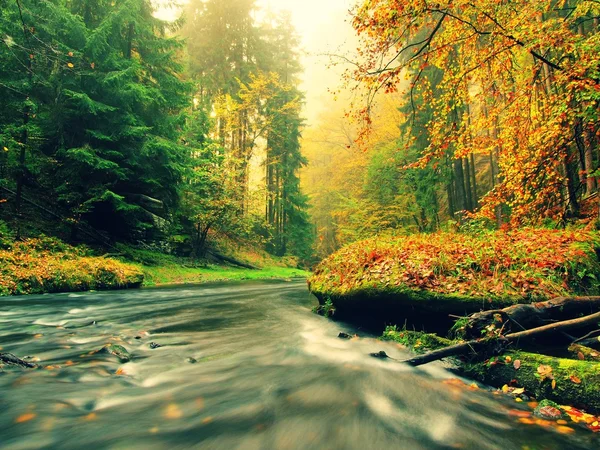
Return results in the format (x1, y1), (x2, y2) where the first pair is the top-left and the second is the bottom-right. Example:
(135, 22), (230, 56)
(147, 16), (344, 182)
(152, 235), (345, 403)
(0, 280), (598, 450)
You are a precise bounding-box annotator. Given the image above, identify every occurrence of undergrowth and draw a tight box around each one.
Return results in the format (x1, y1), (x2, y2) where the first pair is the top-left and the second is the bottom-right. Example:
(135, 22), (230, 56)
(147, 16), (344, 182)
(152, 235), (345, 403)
(0, 237), (144, 296)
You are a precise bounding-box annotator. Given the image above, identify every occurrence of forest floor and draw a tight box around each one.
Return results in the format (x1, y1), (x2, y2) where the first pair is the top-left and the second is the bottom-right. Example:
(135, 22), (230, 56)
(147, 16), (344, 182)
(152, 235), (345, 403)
(0, 236), (310, 296)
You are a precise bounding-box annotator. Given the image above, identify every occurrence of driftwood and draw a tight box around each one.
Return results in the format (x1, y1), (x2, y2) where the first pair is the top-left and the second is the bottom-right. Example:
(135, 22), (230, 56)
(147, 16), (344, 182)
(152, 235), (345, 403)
(463, 296), (600, 339)
(404, 311), (600, 367)
(0, 353), (37, 368)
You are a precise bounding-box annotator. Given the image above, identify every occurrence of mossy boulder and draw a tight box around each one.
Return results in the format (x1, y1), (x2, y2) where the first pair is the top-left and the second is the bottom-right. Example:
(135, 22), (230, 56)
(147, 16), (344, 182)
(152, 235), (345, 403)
(382, 327), (454, 353)
(309, 229), (600, 324)
(98, 344), (131, 362)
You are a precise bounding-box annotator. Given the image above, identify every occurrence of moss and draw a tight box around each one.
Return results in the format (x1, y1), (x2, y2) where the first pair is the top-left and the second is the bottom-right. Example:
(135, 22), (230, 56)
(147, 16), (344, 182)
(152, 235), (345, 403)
(381, 326), (600, 413)
(381, 328), (455, 354)
(568, 344), (600, 362)
(462, 351), (600, 413)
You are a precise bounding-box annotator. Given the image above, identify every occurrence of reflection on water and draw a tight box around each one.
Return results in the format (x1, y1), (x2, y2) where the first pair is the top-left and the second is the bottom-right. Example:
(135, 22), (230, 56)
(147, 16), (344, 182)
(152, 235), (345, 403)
(0, 280), (598, 449)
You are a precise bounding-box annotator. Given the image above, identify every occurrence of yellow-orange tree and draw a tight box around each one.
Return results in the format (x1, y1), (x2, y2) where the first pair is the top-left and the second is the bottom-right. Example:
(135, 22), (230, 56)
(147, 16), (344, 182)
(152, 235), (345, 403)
(346, 0), (600, 223)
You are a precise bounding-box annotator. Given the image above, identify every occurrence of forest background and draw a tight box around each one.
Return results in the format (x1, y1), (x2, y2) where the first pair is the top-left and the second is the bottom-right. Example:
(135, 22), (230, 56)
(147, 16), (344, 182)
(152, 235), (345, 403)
(1, 0), (599, 271)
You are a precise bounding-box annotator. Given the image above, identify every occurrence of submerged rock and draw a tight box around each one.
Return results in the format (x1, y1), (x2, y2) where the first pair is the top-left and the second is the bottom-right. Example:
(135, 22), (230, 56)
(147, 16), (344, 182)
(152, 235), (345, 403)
(187, 357), (197, 364)
(369, 351), (389, 359)
(98, 344), (131, 362)
(338, 332), (352, 339)
(0, 353), (38, 369)
(149, 342), (162, 349)
(534, 400), (565, 419)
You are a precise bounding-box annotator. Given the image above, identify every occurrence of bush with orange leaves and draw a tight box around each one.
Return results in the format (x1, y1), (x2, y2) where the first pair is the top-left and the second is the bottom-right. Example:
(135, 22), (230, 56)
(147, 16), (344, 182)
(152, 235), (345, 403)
(0, 237), (144, 296)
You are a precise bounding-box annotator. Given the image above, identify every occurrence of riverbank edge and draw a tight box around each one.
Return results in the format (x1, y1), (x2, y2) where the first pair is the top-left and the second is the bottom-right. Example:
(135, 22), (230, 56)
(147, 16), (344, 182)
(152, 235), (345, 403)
(307, 228), (600, 321)
(0, 237), (311, 297)
(382, 328), (600, 415)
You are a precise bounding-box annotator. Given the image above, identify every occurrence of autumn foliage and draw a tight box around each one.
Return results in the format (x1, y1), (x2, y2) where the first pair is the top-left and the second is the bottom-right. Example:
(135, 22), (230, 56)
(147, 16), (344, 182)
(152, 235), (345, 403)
(309, 228), (600, 303)
(346, 0), (600, 223)
(0, 238), (143, 296)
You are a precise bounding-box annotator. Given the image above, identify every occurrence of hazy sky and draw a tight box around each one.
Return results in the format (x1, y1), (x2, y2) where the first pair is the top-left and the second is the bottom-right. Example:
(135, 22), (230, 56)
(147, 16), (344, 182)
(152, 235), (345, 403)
(155, 0), (357, 123)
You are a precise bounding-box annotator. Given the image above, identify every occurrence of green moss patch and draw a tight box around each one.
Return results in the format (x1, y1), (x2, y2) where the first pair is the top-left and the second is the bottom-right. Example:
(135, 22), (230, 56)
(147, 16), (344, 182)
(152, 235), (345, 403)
(464, 351), (600, 413)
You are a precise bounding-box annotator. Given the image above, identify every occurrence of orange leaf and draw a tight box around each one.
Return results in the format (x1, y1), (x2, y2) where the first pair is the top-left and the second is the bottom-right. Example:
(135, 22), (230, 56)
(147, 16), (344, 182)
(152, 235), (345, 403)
(577, 352), (585, 360)
(570, 375), (582, 384)
(513, 360), (521, 370)
(15, 413), (36, 423)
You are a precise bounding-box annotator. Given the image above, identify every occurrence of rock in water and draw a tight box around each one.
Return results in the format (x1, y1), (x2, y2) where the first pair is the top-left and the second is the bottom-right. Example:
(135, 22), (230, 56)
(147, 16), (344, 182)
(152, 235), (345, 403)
(98, 344), (131, 362)
(0, 353), (37, 368)
(149, 342), (162, 349)
(534, 400), (564, 419)
(338, 332), (352, 339)
(369, 351), (389, 359)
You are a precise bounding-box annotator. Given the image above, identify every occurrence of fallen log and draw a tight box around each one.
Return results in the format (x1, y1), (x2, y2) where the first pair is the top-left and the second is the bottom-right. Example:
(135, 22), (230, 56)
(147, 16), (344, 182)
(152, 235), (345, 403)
(405, 311), (600, 367)
(461, 296), (600, 339)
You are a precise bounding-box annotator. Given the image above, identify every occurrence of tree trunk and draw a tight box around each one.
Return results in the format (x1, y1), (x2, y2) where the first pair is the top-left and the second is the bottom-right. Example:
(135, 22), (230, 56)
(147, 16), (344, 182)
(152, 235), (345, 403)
(463, 157), (473, 211)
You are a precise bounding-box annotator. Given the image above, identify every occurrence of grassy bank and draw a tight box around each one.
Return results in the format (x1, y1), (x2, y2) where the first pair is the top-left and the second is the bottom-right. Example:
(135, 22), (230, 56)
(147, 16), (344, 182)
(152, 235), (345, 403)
(127, 252), (310, 286)
(309, 228), (600, 319)
(0, 237), (310, 296)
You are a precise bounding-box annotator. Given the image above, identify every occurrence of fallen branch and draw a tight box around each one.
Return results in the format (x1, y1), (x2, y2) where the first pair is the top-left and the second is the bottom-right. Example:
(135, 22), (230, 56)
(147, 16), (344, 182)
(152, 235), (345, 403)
(404, 311), (600, 367)
(463, 296), (600, 339)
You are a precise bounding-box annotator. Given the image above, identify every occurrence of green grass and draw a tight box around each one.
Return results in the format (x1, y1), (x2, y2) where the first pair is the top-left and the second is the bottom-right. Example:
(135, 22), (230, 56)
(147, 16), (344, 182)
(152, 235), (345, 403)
(139, 262), (310, 286)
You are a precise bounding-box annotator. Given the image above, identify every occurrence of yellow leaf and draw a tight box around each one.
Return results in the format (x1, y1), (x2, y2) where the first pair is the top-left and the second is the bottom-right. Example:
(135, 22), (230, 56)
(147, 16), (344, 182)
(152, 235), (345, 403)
(515, 398), (523, 403)
(67, 63), (74, 68)
(551, 379), (556, 390)
(512, 388), (525, 395)
(3, 147), (8, 152)
(164, 403), (183, 419)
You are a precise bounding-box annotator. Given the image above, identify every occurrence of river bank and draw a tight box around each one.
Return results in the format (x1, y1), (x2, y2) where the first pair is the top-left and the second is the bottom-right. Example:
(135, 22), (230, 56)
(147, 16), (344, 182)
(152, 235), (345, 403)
(0, 237), (310, 296)
(309, 227), (600, 417)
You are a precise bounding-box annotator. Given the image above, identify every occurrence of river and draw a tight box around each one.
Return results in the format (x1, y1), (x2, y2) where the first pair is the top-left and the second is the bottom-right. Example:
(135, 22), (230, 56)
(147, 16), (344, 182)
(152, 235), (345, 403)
(0, 280), (598, 449)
